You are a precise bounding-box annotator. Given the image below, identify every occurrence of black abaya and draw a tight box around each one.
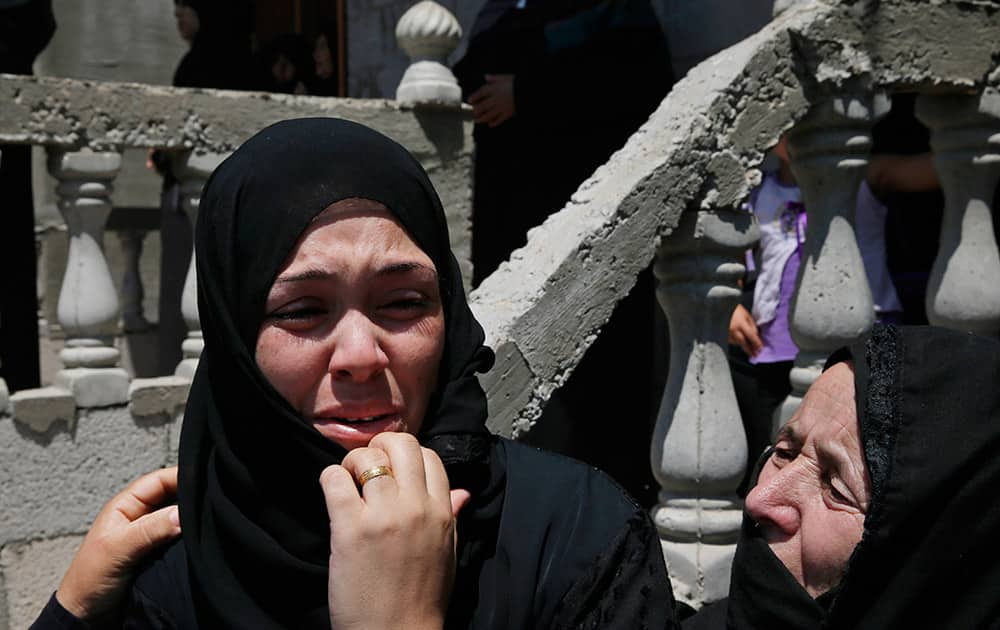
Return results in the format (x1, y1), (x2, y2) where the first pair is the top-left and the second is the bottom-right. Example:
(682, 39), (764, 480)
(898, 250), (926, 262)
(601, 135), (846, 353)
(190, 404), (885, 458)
(686, 325), (1000, 629)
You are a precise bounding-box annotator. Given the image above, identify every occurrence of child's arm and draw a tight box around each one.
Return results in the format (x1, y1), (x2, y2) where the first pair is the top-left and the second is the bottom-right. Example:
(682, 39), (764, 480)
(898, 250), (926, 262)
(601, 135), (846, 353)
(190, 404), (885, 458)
(729, 304), (763, 358)
(866, 153), (939, 200)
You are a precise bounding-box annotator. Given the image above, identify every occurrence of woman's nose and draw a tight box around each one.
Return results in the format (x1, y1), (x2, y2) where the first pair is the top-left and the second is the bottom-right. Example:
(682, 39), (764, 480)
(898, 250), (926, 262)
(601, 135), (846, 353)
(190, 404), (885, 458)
(745, 467), (802, 536)
(327, 312), (389, 382)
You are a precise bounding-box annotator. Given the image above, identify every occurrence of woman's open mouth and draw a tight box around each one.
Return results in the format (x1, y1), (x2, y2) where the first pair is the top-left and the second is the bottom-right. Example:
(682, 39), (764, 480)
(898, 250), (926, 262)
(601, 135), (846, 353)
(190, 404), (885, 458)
(325, 413), (394, 424)
(311, 412), (406, 449)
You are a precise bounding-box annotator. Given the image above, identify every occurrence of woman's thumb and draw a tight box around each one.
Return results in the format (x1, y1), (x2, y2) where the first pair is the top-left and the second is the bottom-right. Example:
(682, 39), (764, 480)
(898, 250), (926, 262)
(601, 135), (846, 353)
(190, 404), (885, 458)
(450, 489), (472, 518)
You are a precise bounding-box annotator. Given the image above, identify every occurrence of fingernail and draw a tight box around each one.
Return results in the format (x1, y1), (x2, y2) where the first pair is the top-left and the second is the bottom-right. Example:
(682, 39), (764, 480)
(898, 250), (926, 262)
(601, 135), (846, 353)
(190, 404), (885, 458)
(168, 505), (181, 528)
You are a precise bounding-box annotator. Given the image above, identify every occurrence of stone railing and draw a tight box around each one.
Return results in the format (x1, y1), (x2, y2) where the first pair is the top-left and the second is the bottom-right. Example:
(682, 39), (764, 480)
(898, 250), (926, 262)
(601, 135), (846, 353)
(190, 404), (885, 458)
(469, 0), (1000, 608)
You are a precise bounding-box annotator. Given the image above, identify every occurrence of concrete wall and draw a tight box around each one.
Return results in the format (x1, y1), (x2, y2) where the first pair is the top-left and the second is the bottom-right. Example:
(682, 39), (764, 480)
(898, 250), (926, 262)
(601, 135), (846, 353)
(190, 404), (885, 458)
(0, 398), (183, 630)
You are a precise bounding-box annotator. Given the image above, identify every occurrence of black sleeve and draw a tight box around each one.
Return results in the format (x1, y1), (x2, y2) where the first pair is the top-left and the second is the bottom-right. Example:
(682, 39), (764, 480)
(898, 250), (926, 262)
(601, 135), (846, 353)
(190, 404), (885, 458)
(28, 593), (90, 630)
(549, 511), (680, 630)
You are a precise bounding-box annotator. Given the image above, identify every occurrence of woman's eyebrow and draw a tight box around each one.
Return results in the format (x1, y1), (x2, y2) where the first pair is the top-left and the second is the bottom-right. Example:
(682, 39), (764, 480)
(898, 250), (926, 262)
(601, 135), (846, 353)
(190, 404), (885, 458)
(775, 424), (803, 448)
(374, 261), (438, 278)
(274, 262), (437, 285)
(274, 268), (333, 284)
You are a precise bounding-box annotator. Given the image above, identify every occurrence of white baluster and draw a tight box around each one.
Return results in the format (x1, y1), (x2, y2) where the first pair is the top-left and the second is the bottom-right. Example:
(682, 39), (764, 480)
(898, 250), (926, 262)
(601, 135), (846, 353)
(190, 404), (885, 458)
(172, 151), (226, 380)
(395, 1), (463, 107)
(47, 148), (129, 407)
(775, 93), (888, 428)
(652, 207), (758, 607)
(915, 90), (1000, 335)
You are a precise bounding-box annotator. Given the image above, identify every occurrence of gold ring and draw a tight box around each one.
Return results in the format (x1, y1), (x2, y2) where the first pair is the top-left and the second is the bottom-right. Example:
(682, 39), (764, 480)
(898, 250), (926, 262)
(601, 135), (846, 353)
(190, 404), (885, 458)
(358, 465), (393, 487)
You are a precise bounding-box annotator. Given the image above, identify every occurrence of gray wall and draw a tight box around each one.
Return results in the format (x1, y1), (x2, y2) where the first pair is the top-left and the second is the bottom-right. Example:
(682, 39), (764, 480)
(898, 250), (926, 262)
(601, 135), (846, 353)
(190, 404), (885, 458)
(37, 0), (186, 84)
(655, 0), (776, 78)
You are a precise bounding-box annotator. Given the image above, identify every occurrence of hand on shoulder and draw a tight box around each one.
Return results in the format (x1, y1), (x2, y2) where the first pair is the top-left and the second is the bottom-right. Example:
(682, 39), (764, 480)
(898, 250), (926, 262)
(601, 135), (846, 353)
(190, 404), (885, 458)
(56, 466), (182, 621)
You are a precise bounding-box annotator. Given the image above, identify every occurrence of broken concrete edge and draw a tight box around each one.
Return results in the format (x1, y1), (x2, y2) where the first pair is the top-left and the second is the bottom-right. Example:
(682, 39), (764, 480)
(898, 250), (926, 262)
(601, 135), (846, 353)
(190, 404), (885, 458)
(473, 0), (1000, 436)
(2, 375), (193, 434)
(0, 73), (472, 156)
(9, 387), (76, 434)
(128, 376), (191, 420)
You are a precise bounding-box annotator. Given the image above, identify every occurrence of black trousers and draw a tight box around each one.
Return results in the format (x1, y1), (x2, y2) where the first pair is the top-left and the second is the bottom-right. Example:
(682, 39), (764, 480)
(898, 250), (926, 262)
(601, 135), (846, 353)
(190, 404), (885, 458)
(729, 348), (792, 496)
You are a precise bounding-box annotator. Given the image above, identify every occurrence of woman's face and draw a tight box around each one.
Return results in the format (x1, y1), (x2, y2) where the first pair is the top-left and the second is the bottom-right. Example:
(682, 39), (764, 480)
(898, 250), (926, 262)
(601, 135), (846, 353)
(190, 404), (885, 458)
(255, 199), (445, 452)
(745, 362), (870, 597)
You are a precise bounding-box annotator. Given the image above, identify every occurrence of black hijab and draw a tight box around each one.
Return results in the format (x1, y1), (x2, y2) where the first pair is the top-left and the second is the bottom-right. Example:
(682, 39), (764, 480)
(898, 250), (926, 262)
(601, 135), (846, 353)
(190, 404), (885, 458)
(691, 325), (1000, 629)
(177, 118), (495, 629)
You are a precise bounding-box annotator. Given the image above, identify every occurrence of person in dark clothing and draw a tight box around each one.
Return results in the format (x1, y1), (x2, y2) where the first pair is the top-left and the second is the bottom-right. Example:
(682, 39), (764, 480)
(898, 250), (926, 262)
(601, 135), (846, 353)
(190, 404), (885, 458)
(32, 118), (678, 630)
(0, 0), (55, 392)
(454, 0), (673, 286)
(308, 22), (341, 97)
(454, 0), (675, 507)
(687, 324), (1000, 628)
(171, 0), (253, 90)
(255, 32), (314, 95)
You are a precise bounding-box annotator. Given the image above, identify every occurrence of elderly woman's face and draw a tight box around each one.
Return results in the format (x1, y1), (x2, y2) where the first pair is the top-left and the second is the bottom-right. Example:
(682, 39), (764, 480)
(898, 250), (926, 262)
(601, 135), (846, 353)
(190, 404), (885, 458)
(255, 199), (445, 452)
(745, 362), (870, 597)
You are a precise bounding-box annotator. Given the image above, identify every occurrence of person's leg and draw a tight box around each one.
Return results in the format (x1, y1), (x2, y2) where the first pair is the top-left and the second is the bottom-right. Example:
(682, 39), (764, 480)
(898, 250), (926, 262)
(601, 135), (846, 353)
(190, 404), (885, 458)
(731, 354), (792, 496)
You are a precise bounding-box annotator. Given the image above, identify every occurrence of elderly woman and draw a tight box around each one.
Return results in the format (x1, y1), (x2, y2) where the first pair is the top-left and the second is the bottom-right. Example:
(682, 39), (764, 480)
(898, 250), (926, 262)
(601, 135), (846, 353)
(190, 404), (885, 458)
(687, 324), (1000, 628)
(31, 118), (676, 630)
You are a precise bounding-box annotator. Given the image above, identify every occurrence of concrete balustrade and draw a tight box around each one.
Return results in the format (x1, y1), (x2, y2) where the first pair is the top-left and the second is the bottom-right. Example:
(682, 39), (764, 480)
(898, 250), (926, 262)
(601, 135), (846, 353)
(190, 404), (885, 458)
(916, 91), (1000, 335)
(652, 207), (758, 606)
(774, 93), (887, 427)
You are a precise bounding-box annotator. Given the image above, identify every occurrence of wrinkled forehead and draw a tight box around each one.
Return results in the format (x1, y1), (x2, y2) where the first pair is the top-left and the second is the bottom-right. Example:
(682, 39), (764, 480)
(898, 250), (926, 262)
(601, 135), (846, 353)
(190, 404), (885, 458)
(282, 199), (438, 276)
(788, 362), (859, 446)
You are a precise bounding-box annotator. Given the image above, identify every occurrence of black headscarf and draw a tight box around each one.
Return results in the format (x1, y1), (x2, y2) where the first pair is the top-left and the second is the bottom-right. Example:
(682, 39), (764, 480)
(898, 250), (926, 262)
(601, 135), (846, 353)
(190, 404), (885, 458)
(689, 325), (1000, 629)
(177, 118), (495, 629)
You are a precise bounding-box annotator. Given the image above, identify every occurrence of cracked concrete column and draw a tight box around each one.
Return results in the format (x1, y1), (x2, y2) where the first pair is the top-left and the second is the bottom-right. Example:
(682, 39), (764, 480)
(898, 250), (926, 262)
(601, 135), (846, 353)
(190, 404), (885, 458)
(915, 90), (1000, 335)
(651, 206), (757, 607)
(48, 148), (129, 407)
(775, 93), (887, 428)
(171, 150), (227, 380)
(395, 1), (462, 107)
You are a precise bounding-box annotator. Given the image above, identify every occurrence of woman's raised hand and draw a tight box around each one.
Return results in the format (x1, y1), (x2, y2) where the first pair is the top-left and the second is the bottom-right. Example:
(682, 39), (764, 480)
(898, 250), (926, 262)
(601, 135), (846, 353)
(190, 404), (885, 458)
(55, 467), (182, 620)
(319, 432), (471, 630)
